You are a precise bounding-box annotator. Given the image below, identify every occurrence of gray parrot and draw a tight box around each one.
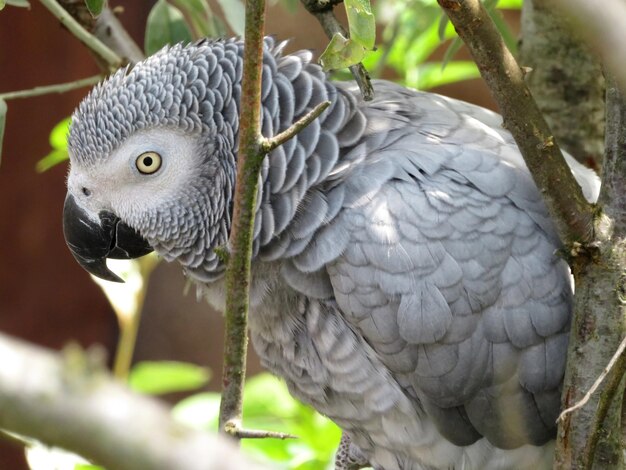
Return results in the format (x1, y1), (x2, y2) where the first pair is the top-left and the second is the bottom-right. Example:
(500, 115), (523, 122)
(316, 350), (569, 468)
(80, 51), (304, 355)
(63, 37), (599, 469)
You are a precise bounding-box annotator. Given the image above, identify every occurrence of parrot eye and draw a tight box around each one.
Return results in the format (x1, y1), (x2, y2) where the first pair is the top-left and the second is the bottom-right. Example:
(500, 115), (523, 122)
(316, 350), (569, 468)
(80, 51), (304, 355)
(136, 151), (162, 175)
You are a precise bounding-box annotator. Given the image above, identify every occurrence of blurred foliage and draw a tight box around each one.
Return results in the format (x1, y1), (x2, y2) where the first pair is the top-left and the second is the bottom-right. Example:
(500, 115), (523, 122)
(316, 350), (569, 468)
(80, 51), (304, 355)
(128, 360), (210, 395)
(145, 0), (193, 55)
(36, 117), (71, 172)
(173, 373), (341, 469)
(169, 0), (227, 38)
(362, 0), (521, 89)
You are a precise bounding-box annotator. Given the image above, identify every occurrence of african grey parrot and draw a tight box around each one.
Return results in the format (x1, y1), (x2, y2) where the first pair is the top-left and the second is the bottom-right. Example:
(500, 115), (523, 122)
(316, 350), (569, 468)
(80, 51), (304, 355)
(62, 37), (599, 469)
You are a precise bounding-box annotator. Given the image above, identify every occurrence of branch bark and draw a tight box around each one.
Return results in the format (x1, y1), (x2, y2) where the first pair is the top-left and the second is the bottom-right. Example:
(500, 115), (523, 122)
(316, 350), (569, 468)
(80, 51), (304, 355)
(436, 0), (595, 247)
(518, 0), (605, 169)
(555, 75), (626, 470)
(551, 0), (626, 96)
(218, 0), (332, 441)
(0, 75), (102, 100)
(0, 334), (265, 470)
(39, 0), (123, 71)
(53, 0), (144, 69)
(217, 0), (267, 438)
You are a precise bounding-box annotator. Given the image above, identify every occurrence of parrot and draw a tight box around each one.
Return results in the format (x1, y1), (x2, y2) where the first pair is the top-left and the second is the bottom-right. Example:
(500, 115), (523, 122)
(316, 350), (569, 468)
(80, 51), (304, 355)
(62, 37), (600, 470)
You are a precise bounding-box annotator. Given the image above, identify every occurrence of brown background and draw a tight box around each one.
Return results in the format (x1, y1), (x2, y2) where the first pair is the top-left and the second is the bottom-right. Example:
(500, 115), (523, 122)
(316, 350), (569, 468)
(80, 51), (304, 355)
(0, 1), (503, 468)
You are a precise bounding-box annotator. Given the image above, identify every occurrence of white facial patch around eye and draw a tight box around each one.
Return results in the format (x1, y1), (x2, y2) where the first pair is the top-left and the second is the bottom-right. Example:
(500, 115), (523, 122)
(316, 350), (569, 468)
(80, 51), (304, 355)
(101, 128), (204, 218)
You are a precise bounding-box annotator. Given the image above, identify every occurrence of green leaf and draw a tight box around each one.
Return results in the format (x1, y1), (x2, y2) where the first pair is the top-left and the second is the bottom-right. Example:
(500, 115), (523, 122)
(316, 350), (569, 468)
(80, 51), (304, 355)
(173, 374), (341, 468)
(483, 0), (499, 10)
(172, 392), (221, 430)
(5, 0), (30, 7)
(75, 465), (105, 470)
(0, 99), (6, 167)
(495, 0), (522, 8)
(345, 0), (375, 50)
(319, 33), (365, 71)
(144, 0), (193, 56)
(408, 61), (480, 90)
(36, 149), (68, 173)
(0, 1), (5, 11)
(441, 36), (463, 70)
(169, 0), (225, 39)
(406, 20), (452, 67)
(238, 374), (341, 468)
(128, 361), (210, 395)
(215, 0), (244, 36)
(84, 0), (105, 17)
(242, 373), (299, 417)
(437, 13), (449, 42)
(36, 117), (71, 172)
(49, 116), (71, 150)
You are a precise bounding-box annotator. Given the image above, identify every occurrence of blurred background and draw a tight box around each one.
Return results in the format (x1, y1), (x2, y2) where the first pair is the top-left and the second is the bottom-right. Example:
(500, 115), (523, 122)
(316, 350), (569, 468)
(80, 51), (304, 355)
(0, 1), (515, 468)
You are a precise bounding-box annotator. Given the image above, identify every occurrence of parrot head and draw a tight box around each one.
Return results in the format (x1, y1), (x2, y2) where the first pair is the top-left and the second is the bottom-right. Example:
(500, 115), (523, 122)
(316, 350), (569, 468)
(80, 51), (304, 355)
(63, 39), (243, 282)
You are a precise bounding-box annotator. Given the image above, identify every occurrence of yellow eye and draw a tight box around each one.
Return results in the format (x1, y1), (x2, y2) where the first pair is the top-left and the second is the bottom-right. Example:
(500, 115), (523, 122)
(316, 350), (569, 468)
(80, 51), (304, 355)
(136, 151), (162, 174)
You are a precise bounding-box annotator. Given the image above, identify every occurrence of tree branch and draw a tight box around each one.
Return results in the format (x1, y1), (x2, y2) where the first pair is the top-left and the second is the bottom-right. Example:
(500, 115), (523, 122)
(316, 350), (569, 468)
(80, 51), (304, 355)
(56, 1), (144, 65)
(92, 7), (144, 64)
(0, 75), (102, 101)
(555, 75), (626, 470)
(218, 0), (333, 442)
(436, 0), (595, 247)
(224, 424), (297, 440)
(38, 0), (123, 71)
(551, 0), (626, 95)
(218, 0), (267, 438)
(0, 334), (265, 470)
(300, 1), (374, 101)
(518, 0), (605, 169)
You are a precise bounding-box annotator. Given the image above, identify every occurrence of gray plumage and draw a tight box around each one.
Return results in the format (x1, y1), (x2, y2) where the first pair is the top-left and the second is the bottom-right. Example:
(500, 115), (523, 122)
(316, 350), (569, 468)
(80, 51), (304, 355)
(65, 37), (600, 469)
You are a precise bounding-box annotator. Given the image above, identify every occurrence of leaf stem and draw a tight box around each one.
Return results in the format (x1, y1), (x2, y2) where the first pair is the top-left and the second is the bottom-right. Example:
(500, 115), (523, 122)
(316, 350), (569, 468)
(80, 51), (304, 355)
(38, 0), (122, 70)
(0, 75), (102, 101)
(317, 9), (374, 101)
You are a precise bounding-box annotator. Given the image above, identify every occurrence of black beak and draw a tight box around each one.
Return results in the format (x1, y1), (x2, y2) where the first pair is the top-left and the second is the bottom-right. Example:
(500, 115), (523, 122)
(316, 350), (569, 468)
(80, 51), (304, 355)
(63, 194), (153, 283)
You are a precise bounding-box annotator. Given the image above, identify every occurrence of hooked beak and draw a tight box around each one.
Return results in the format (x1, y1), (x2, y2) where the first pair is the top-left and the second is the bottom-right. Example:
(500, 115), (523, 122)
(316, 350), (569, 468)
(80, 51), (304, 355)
(63, 194), (153, 283)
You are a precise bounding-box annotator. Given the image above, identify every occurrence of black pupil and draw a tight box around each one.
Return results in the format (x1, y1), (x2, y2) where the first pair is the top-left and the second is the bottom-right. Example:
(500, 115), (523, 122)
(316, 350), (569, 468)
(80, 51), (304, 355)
(143, 156), (153, 167)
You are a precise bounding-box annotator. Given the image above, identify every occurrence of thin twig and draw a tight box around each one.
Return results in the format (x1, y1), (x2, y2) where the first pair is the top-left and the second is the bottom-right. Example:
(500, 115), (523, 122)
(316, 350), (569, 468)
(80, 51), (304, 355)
(301, 1), (374, 100)
(437, 0), (595, 247)
(262, 100), (331, 153)
(0, 75), (102, 101)
(39, 0), (122, 70)
(0, 429), (30, 448)
(224, 422), (297, 440)
(558, 334), (626, 423)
